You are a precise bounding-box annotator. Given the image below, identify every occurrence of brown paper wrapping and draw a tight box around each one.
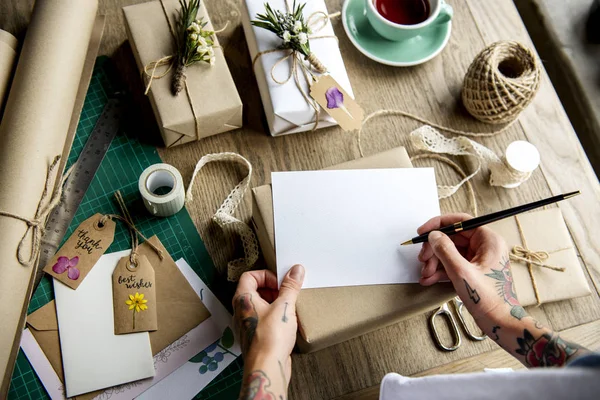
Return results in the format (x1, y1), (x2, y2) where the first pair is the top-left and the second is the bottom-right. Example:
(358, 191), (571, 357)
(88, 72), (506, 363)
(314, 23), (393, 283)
(0, 0), (99, 395)
(123, 0), (243, 147)
(0, 29), (17, 117)
(252, 147), (455, 353)
(488, 208), (591, 306)
(26, 236), (210, 400)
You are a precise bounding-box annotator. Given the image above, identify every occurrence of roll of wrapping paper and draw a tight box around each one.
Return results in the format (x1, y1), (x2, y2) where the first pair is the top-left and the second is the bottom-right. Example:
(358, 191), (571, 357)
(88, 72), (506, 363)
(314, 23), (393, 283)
(0, 29), (18, 117)
(0, 0), (99, 396)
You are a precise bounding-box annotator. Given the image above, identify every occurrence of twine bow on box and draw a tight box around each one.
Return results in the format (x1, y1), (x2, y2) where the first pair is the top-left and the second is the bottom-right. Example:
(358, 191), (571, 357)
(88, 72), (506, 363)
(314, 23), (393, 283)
(142, 0), (229, 147)
(251, 1), (340, 131)
(510, 215), (568, 306)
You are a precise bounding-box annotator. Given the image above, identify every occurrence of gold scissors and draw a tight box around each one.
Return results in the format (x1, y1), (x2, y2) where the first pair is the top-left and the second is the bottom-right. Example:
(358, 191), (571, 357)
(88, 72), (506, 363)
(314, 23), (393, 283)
(429, 296), (487, 351)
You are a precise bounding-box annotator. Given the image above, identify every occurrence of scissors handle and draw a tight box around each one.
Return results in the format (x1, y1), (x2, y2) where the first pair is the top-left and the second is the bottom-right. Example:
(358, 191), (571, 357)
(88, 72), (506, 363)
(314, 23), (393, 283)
(453, 297), (487, 341)
(429, 302), (462, 351)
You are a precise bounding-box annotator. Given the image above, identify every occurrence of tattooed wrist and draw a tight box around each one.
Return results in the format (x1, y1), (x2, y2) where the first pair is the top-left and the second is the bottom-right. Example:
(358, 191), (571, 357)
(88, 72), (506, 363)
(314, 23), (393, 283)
(515, 328), (585, 367)
(239, 370), (279, 400)
(486, 257), (527, 320)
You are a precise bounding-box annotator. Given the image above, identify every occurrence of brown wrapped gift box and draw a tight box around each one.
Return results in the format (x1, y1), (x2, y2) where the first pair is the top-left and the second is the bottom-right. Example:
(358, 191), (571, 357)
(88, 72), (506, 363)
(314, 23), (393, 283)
(488, 207), (591, 307)
(252, 147), (455, 353)
(123, 0), (242, 147)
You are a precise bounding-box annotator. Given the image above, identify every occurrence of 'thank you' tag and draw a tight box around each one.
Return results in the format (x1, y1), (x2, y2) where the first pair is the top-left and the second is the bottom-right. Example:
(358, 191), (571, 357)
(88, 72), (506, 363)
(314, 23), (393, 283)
(310, 74), (364, 131)
(43, 213), (115, 289)
(112, 254), (158, 334)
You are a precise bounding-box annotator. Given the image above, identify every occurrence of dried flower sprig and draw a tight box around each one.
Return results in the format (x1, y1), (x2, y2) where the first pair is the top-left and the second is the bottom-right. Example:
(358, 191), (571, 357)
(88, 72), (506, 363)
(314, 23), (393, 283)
(172, 0), (216, 95)
(252, 1), (327, 73)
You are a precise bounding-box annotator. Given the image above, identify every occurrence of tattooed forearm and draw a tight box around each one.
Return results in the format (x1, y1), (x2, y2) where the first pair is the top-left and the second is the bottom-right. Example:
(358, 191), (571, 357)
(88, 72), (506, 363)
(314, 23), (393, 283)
(491, 325), (501, 341)
(515, 329), (585, 367)
(239, 370), (277, 400)
(282, 302), (289, 323)
(485, 257), (526, 320)
(235, 293), (259, 355)
(463, 279), (481, 304)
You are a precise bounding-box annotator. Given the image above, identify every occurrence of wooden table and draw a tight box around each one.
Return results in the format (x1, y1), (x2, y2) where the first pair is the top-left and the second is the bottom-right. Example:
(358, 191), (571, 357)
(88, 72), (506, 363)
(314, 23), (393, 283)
(2, 0), (600, 399)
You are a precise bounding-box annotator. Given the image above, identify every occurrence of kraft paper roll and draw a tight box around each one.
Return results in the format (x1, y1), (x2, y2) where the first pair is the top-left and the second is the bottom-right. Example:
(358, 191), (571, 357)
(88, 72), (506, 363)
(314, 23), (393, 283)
(0, 29), (17, 117)
(0, 0), (99, 396)
(139, 164), (186, 217)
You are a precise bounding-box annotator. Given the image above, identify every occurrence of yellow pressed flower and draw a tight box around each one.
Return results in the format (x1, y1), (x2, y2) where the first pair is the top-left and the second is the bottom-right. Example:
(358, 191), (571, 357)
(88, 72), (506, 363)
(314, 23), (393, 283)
(125, 292), (148, 313)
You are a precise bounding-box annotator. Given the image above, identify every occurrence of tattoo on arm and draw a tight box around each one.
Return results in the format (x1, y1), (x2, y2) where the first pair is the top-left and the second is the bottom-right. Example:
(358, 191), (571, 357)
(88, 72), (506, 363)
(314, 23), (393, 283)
(463, 279), (480, 304)
(515, 329), (584, 367)
(485, 257), (526, 320)
(282, 302), (289, 323)
(239, 370), (277, 400)
(234, 293), (258, 355)
(491, 325), (501, 341)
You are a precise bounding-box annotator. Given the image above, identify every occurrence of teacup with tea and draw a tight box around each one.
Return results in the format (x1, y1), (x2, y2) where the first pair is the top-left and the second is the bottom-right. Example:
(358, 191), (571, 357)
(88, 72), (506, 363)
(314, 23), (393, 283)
(366, 0), (453, 42)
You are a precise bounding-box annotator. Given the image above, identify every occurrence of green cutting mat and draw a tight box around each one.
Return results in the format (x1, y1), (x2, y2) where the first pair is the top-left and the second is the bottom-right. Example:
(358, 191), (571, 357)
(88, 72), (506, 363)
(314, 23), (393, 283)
(8, 57), (243, 400)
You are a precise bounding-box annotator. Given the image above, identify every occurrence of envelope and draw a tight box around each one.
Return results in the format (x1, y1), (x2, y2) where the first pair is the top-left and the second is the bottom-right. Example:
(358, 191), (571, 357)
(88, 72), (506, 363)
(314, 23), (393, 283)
(26, 236), (210, 399)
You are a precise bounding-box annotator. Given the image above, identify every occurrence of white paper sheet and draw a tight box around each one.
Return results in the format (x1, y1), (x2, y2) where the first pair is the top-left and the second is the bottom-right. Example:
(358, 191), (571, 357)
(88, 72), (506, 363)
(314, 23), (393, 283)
(22, 257), (239, 400)
(137, 259), (241, 399)
(20, 329), (67, 400)
(54, 250), (155, 397)
(272, 168), (440, 288)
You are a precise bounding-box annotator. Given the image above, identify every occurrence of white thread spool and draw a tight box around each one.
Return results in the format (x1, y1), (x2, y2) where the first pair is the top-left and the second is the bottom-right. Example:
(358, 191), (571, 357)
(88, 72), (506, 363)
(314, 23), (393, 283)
(501, 140), (540, 188)
(139, 164), (185, 217)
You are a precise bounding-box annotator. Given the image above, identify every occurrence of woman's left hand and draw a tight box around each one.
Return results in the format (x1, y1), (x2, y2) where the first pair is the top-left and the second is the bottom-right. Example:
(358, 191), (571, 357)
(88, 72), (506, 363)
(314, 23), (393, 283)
(234, 265), (305, 399)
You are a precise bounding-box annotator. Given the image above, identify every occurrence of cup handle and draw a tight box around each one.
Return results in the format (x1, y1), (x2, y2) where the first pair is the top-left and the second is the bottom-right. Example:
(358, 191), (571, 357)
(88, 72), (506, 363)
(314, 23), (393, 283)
(435, 1), (453, 25)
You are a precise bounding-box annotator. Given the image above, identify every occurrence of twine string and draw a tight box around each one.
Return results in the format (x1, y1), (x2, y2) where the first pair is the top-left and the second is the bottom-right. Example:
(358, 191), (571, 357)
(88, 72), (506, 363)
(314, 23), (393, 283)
(185, 152), (259, 282)
(0, 155), (73, 268)
(511, 216), (567, 306)
(142, 0), (226, 143)
(251, 5), (339, 131)
(100, 191), (164, 265)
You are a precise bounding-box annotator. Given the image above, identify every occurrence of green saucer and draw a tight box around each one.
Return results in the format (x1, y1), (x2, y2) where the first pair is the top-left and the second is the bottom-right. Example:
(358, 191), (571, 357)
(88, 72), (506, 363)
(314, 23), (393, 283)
(342, 0), (452, 67)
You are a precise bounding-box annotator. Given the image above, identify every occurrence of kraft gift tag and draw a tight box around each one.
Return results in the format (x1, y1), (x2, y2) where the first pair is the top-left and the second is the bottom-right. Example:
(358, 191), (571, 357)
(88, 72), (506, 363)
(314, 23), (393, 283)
(43, 213), (115, 289)
(310, 74), (364, 131)
(112, 254), (158, 334)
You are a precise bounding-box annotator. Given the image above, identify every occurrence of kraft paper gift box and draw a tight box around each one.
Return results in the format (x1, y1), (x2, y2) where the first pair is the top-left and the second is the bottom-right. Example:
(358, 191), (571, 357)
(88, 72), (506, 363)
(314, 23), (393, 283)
(241, 0), (355, 136)
(25, 237), (210, 399)
(488, 208), (591, 307)
(124, 0), (243, 147)
(252, 147), (455, 353)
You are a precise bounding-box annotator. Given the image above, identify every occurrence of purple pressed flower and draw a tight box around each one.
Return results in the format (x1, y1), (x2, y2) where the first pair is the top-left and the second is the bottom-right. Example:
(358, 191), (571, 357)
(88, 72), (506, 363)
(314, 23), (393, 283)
(325, 87), (344, 109)
(52, 256), (80, 280)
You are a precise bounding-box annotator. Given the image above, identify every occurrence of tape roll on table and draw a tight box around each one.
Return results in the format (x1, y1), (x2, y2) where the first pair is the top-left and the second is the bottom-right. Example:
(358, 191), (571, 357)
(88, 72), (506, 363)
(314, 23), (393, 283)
(139, 163), (185, 217)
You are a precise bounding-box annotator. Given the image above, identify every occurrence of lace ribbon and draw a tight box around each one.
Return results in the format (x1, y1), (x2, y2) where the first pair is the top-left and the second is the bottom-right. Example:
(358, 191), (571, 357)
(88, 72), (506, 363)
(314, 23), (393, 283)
(185, 152), (259, 282)
(0, 155), (73, 268)
(410, 126), (533, 196)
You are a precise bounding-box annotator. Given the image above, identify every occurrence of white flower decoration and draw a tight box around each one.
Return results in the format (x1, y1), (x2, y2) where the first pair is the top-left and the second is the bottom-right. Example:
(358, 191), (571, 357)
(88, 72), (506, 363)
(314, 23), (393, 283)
(198, 36), (208, 47)
(293, 20), (302, 33)
(209, 56), (216, 65)
(190, 33), (199, 41)
(282, 30), (292, 43)
(298, 32), (308, 45)
(196, 45), (207, 54)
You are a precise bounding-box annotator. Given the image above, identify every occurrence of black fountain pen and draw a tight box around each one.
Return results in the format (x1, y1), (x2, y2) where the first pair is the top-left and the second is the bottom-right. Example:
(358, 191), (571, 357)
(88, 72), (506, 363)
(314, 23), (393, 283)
(401, 191), (581, 246)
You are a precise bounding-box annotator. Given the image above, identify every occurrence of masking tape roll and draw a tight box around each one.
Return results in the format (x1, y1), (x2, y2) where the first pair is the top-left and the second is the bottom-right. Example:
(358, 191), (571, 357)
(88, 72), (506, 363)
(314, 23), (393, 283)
(139, 163), (185, 217)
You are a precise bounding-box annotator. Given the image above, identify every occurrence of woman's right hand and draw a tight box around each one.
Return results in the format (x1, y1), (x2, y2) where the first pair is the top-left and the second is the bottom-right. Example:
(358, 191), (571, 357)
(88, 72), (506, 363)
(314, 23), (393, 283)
(417, 213), (588, 367)
(417, 213), (526, 325)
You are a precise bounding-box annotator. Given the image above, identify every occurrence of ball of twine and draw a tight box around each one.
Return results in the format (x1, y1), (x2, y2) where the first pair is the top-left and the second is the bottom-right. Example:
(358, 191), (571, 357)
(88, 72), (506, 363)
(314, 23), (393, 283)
(462, 41), (541, 125)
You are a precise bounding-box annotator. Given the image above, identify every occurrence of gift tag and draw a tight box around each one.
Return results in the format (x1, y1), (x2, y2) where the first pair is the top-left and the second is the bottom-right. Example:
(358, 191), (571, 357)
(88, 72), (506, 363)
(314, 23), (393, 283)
(310, 74), (364, 131)
(112, 254), (158, 334)
(43, 213), (115, 289)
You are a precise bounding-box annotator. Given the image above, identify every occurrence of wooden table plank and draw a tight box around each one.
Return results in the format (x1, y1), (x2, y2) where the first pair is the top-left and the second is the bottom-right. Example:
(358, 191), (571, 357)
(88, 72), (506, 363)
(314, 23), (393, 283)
(334, 319), (600, 400)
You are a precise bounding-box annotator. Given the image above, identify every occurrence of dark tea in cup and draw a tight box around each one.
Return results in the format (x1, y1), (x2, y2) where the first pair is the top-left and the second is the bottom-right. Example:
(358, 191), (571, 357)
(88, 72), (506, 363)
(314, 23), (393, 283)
(373, 0), (431, 25)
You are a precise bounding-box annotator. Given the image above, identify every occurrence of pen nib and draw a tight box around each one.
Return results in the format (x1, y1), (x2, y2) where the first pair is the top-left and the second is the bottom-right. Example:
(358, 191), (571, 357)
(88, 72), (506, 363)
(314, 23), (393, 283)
(400, 239), (413, 246)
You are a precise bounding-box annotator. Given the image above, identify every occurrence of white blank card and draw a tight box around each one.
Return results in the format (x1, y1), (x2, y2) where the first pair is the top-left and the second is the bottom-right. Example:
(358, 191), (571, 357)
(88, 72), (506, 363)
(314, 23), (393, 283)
(272, 168), (440, 289)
